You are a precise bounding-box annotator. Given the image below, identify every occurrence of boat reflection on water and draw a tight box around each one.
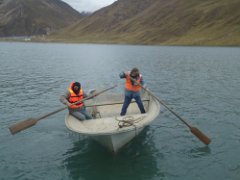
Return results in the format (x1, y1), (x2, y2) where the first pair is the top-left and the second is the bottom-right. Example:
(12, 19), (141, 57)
(63, 127), (163, 180)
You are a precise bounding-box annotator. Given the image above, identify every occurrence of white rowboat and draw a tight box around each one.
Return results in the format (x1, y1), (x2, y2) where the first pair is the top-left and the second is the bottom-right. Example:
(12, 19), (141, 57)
(65, 91), (160, 153)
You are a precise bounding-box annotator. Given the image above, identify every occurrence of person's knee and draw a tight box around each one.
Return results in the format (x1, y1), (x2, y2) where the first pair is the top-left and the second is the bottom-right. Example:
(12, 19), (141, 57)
(135, 97), (142, 104)
(81, 116), (86, 120)
(70, 111), (86, 120)
(81, 110), (92, 120)
(76, 114), (86, 120)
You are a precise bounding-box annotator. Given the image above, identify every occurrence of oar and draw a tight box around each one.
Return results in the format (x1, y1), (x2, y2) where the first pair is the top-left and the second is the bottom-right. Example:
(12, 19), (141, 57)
(9, 84), (117, 135)
(130, 77), (211, 145)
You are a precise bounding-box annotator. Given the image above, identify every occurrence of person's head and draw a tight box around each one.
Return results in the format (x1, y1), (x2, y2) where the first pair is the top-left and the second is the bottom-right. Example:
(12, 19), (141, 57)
(130, 68), (140, 78)
(72, 82), (81, 94)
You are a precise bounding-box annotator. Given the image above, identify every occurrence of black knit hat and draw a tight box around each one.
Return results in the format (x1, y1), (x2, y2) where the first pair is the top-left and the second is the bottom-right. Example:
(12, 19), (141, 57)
(72, 82), (81, 94)
(73, 82), (81, 88)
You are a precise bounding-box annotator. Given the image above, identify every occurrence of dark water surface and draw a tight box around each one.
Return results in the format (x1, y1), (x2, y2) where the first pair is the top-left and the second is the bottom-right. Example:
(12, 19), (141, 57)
(0, 42), (240, 180)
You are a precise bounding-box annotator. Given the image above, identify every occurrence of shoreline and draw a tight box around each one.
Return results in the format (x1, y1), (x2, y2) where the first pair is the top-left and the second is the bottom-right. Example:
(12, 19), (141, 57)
(1, 36), (240, 47)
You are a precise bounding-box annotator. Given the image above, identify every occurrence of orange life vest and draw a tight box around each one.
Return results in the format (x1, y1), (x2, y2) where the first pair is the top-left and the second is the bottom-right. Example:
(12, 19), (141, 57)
(68, 82), (84, 108)
(125, 73), (142, 92)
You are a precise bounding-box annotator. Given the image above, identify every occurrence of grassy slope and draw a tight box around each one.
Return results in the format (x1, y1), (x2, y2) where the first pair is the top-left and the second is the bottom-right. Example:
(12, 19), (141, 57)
(50, 0), (240, 45)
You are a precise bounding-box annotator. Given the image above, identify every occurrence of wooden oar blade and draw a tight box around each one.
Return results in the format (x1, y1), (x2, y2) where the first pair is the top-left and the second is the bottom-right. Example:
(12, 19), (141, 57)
(190, 127), (211, 145)
(9, 118), (38, 135)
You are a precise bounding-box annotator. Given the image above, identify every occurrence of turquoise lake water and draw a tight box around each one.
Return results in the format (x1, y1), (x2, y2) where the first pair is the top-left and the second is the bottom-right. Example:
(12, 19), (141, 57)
(0, 42), (240, 180)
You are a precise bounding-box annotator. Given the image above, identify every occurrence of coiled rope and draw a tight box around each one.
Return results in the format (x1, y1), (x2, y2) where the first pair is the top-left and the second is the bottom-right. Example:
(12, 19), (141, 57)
(115, 115), (145, 137)
(115, 115), (145, 128)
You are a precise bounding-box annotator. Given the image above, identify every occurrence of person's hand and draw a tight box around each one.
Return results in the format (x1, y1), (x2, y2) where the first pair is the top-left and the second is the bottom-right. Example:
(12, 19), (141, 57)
(88, 89), (96, 96)
(89, 92), (97, 99)
(142, 84), (147, 89)
(119, 72), (125, 78)
(66, 102), (72, 107)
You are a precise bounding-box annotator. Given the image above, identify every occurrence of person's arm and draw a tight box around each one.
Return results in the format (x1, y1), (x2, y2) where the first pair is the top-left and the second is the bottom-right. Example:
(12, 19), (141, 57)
(59, 91), (71, 107)
(140, 76), (145, 86)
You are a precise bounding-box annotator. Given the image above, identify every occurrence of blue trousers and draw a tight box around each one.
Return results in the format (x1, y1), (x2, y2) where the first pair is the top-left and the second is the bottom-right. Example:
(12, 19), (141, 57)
(120, 90), (146, 116)
(69, 107), (93, 120)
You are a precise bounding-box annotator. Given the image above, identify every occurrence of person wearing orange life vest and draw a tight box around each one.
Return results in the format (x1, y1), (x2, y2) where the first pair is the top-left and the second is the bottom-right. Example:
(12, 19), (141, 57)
(119, 68), (146, 116)
(60, 82), (93, 120)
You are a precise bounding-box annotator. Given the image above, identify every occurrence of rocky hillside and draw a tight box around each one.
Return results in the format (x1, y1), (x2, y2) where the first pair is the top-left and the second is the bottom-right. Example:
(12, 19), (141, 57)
(0, 0), (82, 37)
(50, 0), (240, 46)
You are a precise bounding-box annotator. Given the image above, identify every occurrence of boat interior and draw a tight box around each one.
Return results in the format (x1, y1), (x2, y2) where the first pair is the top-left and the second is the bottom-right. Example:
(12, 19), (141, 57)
(65, 90), (160, 135)
(85, 92), (150, 119)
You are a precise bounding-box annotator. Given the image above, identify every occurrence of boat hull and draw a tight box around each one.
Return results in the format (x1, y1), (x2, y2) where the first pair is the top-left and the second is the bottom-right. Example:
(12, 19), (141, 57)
(91, 127), (144, 153)
(65, 91), (160, 153)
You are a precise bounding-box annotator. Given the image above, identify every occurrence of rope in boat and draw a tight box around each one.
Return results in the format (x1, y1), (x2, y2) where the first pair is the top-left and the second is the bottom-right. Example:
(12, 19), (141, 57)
(115, 115), (145, 128)
(115, 115), (145, 137)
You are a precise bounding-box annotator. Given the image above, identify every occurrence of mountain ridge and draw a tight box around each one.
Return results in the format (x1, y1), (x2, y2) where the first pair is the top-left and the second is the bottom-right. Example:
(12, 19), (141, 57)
(0, 0), (82, 37)
(49, 0), (240, 46)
